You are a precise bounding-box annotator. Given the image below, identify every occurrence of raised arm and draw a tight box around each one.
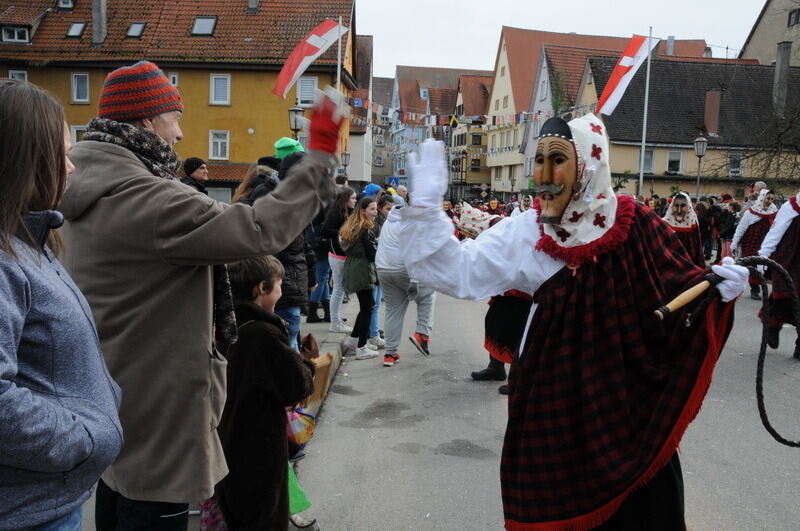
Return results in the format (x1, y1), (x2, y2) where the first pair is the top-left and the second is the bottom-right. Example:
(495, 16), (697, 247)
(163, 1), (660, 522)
(394, 140), (563, 300)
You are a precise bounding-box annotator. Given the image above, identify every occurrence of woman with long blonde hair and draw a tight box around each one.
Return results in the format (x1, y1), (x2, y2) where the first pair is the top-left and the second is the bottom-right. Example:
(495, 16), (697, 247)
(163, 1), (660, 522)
(340, 197), (379, 359)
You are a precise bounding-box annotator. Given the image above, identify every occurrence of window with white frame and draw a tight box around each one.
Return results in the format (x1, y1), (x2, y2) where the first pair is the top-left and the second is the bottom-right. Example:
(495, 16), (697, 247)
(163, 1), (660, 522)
(420, 88), (429, 99)
(192, 16), (217, 36)
(66, 22), (85, 38)
(728, 152), (745, 176)
(494, 100), (499, 111)
(168, 72), (179, 86)
(500, 132), (506, 148)
(501, 66), (506, 77)
(540, 79), (548, 101)
(491, 134), (496, 149)
(210, 74), (230, 105)
(666, 150), (683, 173)
(71, 73), (89, 103)
(374, 134), (385, 147)
(58, 0), (75, 8)
(297, 133), (309, 151)
(638, 148), (654, 173)
(503, 95), (508, 108)
(506, 131), (512, 147)
(127, 22), (146, 38)
(470, 158), (481, 171)
(374, 153), (384, 167)
(209, 130), (229, 160)
(70, 125), (88, 143)
(297, 76), (317, 106)
(2, 26), (29, 43)
(8, 70), (27, 81)
(207, 187), (232, 203)
(513, 128), (518, 148)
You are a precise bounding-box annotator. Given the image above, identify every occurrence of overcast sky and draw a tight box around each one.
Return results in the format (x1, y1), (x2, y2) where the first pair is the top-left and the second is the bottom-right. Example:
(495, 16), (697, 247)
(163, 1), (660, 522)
(357, 0), (766, 78)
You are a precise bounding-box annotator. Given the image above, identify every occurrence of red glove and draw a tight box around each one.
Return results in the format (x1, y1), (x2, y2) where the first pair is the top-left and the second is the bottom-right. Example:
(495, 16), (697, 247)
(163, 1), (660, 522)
(309, 95), (344, 154)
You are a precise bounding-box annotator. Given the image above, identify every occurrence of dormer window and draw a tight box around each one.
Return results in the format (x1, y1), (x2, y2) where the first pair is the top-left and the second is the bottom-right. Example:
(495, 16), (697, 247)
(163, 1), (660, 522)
(127, 22), (146, 38)
(192, 16), (217, 36)
(2, 26), (29, 43)
(58, 0), (75, 9)
(66, 22), (85, 38)
(420, 88), (429, 99)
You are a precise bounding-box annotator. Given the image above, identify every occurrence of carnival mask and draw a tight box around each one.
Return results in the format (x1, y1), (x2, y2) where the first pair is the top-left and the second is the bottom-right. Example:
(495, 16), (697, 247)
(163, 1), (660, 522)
(534, 118), (578, 225)
(489, 199), (499, 210)
(454, 202), (462, 214)
(671, 197), (689, 222)
(522, 196), (532, 210)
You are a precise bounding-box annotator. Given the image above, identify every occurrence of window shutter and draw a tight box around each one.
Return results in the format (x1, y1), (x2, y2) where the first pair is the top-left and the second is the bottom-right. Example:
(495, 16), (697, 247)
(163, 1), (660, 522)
(213, 76), (229, 103)
(298, 77), (316, 105)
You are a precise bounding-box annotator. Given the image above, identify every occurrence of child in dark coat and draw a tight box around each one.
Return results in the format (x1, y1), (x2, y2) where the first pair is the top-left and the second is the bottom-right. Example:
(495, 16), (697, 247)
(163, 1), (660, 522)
(216, 256), (316, 530)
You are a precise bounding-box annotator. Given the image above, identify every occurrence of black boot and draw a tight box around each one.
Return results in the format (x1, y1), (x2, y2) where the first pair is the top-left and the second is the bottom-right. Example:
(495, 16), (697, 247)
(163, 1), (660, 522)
(471, 357), (506, 381)
(320, 300), (331, 323)
(498, 384), (509, 395)
(306, 302), (323, 323)
(750, 286), (761, 300)
(794, 336), (800, 361)
(767, 325), (781, 349)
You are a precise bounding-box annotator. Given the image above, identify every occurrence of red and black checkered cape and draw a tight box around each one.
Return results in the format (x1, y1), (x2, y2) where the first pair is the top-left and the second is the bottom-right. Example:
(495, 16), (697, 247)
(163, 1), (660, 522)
(741, 213), (776, 287)
(502, 197), (735, 530)
(762, 197), (800, 327)
(485, 291), (533, 364)
(671, 226), (706, 268)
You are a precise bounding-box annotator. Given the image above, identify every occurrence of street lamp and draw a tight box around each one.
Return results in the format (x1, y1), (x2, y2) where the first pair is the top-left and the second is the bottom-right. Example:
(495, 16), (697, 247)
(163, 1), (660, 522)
(693, 135), (708, 198)
(288, 105), (304, 139)
(341, 151), (350, 176)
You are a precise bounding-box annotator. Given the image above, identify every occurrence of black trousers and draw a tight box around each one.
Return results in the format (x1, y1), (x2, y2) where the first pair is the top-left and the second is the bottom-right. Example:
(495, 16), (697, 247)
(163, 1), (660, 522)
(95, 479), (190, 531)
(349, 288), (374, 347)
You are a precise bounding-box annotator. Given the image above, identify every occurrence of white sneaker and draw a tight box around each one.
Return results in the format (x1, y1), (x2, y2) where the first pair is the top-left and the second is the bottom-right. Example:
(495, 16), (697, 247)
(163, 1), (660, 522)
(329, 321), (353, 333)
(368, 336), (386, 349)
(355, 346), (378, 359)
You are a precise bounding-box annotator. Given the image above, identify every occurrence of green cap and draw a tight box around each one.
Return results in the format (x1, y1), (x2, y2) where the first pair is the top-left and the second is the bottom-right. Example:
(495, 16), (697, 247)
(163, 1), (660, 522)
(274, 137), (305, 159)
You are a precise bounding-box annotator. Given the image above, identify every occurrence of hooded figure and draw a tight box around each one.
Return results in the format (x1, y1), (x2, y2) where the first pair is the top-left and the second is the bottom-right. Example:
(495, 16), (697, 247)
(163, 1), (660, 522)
(732, 188), (778, 299)
(758, 190), (800, 359)
(662, 191), (705, 267)
(391, 114), (749, 530)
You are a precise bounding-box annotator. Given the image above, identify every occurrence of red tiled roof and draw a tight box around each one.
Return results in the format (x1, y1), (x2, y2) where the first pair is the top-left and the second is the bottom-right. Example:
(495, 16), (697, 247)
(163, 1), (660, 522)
(497, 26), (707, 114)
(0, 0), (354, 65)
(190, 163), (251, 182)
(659, 55), (760, 64)
(543, 45), (620, 106)
(396, 65), (492, 113)
(0, 4), (49, 25)
(427, 87), (457, 115)
(458, 74), (493, 115)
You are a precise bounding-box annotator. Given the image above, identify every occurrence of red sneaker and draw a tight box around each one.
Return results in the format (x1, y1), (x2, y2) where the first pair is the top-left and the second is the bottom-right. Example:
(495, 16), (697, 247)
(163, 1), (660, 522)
(409, 333), (430, 357)
(383, 353), (399, 366)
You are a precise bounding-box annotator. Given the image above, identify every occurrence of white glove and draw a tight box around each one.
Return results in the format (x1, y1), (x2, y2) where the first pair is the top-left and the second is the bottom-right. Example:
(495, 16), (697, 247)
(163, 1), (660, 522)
(711, 256), (749, 302)
(408, 139), (448, 208)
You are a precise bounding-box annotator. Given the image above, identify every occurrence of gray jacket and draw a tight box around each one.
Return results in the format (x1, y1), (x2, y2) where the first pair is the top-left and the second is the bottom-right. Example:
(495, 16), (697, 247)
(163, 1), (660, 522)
(0, 211), (122, 530)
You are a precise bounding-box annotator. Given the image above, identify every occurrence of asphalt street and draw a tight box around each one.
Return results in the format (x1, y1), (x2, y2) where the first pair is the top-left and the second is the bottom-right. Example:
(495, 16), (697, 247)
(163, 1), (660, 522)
(298, 292), (800, 531)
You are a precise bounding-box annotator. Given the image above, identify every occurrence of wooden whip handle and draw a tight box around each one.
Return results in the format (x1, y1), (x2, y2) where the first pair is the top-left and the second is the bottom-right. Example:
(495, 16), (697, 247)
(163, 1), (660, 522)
(654, 280), (712, 320)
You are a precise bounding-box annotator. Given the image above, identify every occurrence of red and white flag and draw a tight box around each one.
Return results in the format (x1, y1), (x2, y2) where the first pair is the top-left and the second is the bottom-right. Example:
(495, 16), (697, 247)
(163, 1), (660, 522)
(272, 19), (349, 99)
(596, 35), (660, 116)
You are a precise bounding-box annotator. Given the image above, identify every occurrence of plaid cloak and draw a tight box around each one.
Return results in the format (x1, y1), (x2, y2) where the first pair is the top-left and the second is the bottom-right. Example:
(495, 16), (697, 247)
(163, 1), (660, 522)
(763, 198), (800, 327)
(485, 291), (533, 364)
(672, 227), (706, 269)
(502, 198), (735, 530)
(741, 215), (775, 288)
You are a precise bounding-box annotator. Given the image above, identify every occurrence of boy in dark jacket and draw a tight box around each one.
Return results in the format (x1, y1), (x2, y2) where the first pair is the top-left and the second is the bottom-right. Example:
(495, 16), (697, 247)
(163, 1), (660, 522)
(216, 256), (315, 530)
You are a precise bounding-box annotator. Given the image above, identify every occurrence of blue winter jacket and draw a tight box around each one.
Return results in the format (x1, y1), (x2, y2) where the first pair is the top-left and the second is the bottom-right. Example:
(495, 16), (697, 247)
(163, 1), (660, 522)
(0, 211), (122, 529)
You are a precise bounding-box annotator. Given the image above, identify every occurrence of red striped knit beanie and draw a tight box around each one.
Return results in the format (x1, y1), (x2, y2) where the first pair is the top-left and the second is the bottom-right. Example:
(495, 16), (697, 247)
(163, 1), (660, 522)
(98, 61), (183, 122)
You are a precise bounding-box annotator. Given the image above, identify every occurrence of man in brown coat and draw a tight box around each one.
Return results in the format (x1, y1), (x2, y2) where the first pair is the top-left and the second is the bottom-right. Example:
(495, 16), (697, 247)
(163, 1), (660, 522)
(59, 60), (340, 529)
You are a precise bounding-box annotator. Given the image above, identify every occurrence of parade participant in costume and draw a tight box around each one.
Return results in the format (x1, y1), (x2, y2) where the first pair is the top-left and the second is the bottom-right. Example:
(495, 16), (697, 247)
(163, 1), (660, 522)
(443, 199), (457, 220)
(758, 190), (800, 360)
(510, 195), (534, 218)
(732, 188), (778, 300)
(662, 192), (705, 268)
(393, 115), (748, 530)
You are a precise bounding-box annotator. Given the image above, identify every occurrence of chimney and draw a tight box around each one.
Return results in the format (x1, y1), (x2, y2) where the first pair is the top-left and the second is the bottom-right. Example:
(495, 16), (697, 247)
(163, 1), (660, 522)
(92, 0), (106, 45)
(666, 36), (675, 56)
(774, 41), (791, 117)
(702, 47), (712, 58)
(247, 0), (260, 10)
(704, 90), (721, 136)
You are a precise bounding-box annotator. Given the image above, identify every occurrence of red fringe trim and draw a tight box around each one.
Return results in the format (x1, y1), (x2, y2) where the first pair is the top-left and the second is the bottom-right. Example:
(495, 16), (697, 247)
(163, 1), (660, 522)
(485, 337), (515, 365)
(668, 224), (698, 232)
(504, 301), (734, 531)
(749, 208), (777, 220)
(503, 289), (533, 301)
(791, 196), (800, 215)
(535, 196), (636, 266)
